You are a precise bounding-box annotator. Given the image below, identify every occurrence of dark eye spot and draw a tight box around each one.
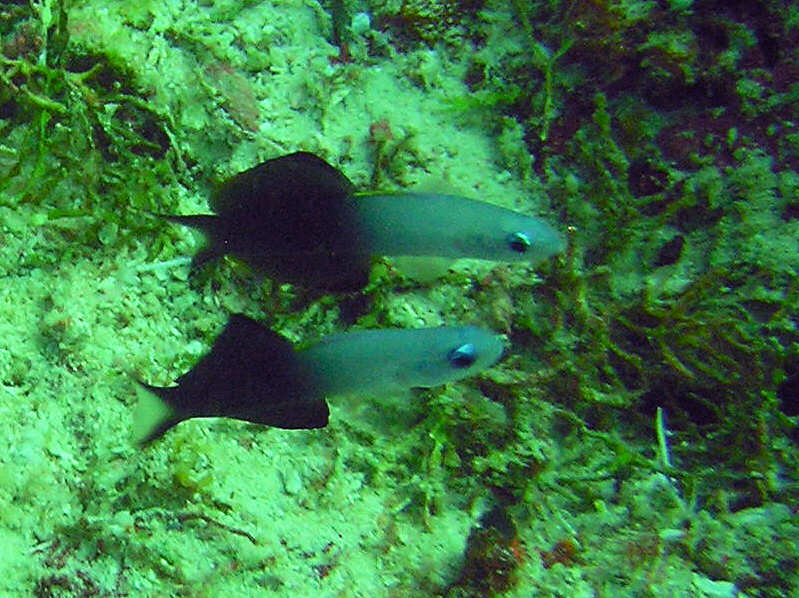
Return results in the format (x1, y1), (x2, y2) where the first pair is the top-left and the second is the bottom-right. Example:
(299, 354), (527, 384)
(448, 343), (477, 369)
(507, 232), (531, 254)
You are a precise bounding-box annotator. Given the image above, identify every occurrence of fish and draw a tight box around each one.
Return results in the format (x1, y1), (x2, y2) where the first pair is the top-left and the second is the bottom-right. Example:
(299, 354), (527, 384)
(134, 314), (504, 444)
(164, 152), (563, 290)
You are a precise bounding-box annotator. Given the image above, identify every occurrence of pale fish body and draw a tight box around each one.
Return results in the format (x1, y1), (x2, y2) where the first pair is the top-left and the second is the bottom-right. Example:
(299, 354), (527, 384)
(135, 315), (504, 444)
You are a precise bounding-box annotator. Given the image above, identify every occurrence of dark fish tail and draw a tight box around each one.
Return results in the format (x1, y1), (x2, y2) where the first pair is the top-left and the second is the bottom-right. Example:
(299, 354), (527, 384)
(160, 213), (219, 234)
(132, 381), (186, 446)
(135, 390), (185, 446)
(158, 214), (226, 272)
(134, 315), (330, 445)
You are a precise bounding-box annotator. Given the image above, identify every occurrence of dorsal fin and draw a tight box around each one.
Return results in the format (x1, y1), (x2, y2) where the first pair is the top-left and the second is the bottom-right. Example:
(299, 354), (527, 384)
(212, 151), (355, 216)
(210, 152), (370, 288)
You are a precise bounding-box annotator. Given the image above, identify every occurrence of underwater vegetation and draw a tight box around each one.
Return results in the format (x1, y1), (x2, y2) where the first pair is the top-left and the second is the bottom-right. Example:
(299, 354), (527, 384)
(490, 0), (799, 491)
(440, 0), (799, 594)
(0, 0), (797, 597)
(0, 0), (185, 270)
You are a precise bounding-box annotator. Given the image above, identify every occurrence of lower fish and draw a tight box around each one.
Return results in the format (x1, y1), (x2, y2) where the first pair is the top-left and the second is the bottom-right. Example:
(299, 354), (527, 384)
(134, 314), (504, 444)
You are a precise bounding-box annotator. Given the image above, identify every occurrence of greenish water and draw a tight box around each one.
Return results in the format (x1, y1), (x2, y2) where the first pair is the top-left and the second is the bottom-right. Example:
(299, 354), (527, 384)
(0, 1), (796, 596)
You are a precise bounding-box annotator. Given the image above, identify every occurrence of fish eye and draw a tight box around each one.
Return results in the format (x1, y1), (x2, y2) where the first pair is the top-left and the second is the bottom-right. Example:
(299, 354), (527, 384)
(507, 232), (532, 254)
(448, 343), (477, 369)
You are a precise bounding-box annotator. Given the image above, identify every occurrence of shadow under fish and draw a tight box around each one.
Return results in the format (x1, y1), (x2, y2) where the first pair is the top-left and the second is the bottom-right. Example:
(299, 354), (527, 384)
(134, 314), (504, 445)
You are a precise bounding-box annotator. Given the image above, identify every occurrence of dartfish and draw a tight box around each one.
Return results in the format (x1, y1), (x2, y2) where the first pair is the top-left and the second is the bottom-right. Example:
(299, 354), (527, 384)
(134, 314), (504, 444)
(165, 152), (563, 290)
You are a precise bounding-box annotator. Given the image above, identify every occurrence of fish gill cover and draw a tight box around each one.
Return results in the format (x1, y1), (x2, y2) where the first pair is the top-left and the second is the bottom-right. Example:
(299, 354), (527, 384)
(0, 1), (797, 597)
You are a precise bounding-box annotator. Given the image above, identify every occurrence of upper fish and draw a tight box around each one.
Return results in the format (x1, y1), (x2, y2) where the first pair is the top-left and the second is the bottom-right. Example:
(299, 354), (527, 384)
(164, 152), (564, 290)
